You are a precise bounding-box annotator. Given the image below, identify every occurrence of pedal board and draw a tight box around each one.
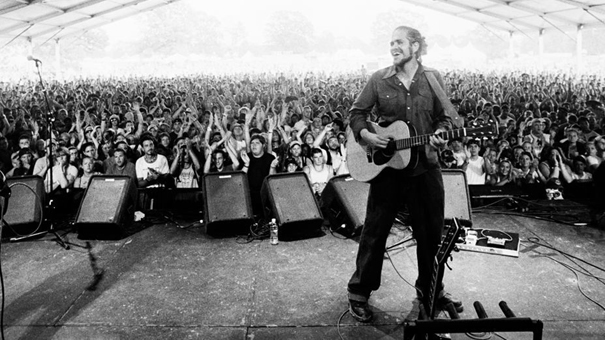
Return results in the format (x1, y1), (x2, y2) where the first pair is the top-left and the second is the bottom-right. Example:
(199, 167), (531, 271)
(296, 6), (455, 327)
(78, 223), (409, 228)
(458, 229), (520, 258)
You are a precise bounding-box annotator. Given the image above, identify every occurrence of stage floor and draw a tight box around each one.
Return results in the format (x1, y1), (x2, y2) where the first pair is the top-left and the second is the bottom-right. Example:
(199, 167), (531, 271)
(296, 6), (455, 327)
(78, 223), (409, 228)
(1, 200), (604, 340)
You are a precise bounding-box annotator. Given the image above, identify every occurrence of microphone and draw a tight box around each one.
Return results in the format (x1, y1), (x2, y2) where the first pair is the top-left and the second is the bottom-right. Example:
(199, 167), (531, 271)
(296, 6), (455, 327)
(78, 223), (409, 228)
(27, 55), (42, 64)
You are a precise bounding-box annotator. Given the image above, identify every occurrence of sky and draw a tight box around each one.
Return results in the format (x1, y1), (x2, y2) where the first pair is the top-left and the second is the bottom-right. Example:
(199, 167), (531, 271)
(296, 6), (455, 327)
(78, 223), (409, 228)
(103, 0), (477, 44)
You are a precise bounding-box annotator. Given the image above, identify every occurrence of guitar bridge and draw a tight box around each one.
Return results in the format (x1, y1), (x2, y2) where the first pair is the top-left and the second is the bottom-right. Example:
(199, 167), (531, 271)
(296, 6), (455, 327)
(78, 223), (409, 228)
(365, 149), (373, 163)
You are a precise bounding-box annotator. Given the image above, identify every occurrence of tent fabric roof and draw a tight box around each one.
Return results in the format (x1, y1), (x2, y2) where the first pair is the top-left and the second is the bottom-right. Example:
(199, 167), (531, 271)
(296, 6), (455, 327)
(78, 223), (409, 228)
(1, 0), (604, 43)
(0, 0), (182, 42)
(400, 0), (605, 34)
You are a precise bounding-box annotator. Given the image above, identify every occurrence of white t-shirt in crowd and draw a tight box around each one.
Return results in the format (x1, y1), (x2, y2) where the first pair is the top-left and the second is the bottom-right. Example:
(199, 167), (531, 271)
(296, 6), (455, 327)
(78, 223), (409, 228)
(465, 156), (486, 185)
(136, 154), (169, 187)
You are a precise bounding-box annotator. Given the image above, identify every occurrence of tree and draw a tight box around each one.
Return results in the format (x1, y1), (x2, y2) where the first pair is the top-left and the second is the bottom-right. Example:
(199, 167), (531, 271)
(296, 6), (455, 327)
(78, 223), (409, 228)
(368, 9), (428, 55)
(134, 2), (224, 56)
(61, 29), (109, 60)
(264, 11), (314, 53)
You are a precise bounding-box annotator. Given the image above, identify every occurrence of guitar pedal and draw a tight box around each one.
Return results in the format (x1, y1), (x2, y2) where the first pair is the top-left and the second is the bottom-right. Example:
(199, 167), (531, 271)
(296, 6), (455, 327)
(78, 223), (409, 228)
(465, 230), (477, 246)
(487, 236), (506, 247)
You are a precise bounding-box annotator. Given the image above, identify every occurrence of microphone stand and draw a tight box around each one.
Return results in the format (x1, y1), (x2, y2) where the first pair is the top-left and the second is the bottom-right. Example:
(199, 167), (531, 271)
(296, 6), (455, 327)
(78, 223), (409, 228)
(14, 59), (70, 249)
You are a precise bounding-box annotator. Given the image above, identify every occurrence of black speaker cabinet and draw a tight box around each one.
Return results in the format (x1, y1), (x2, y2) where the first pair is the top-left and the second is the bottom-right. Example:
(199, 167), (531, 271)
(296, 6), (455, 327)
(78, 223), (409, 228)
(203, 171), (254, 235)
(76, 176), (137, 239)
(4, 176), (45, 236)
(261, 172), (323, 236)
(442, 169), (472, 224)
(321, 174), (370, 237)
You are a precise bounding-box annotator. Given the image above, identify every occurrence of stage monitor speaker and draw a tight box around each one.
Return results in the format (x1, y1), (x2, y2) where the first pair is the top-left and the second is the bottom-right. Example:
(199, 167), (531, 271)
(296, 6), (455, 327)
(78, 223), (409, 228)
(321, 174), (369, 237)
(261, 172), (323, 236)
(203, 171), (254, 235)
(76, 175), (136, 239)
(4, 176), (45, 236)
(442, 169), (472, 224)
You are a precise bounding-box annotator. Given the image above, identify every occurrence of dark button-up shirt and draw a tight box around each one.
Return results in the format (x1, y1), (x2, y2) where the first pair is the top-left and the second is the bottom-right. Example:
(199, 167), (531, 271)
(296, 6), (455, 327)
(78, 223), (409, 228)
(349, 63), (453, 176)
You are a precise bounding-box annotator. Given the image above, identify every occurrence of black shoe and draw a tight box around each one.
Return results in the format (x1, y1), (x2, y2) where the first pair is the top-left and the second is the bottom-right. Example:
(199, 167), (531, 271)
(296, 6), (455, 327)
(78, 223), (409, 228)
(436, 292), (463, 313)
(349, 300), (373, 322)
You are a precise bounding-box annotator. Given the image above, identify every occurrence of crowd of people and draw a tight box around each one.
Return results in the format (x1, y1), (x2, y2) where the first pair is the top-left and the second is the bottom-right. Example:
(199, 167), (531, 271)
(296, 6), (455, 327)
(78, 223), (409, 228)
(0, 69), (603, 212)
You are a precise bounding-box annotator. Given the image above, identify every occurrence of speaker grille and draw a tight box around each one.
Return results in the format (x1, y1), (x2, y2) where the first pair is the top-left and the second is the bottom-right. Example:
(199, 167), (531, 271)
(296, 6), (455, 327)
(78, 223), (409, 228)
(261, 173), (323, 230)
(5, 176), (44, 227)
(203, 172), (253, 226)
(330, 176), (369, 227)
(77, 177), (129, 224)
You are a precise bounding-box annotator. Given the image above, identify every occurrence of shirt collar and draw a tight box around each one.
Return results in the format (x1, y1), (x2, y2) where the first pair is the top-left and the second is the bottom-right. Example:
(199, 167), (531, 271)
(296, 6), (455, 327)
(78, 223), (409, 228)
(382, 63), (425, 80)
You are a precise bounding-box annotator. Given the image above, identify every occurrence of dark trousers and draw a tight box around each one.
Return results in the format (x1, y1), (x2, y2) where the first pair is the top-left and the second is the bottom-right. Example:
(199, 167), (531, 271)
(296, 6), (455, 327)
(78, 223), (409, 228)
(348, 168), (444, 302)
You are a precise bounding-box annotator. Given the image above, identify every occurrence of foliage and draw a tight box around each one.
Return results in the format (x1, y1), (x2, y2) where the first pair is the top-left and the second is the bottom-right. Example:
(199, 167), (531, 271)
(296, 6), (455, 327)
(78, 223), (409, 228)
(133, 2), (224, 56)
(264, 10), (315, 53)
(369, 8), (428, 55)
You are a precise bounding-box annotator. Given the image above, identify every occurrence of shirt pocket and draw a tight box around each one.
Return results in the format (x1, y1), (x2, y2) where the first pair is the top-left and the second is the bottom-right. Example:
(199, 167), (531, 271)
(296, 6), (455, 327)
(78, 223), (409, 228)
(416, 85), (434, 111)
(377, 89), (399, 116)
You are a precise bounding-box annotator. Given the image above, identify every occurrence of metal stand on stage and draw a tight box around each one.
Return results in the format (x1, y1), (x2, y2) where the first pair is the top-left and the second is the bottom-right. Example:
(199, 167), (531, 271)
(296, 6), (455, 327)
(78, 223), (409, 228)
(404, 300), (543, 340)
(9, 57), (69, 249)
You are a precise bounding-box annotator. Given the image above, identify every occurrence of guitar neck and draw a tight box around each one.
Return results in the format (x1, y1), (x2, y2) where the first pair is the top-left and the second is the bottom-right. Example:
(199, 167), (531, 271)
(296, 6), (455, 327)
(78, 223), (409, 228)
(427, 257), (439, 318)
(424, 221), (461, 320)
(394, 128), (469, 150)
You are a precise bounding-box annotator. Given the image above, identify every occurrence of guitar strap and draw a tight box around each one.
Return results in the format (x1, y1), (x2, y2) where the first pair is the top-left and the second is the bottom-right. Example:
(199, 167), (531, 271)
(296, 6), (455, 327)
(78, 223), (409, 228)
(425, 71), (464, 129)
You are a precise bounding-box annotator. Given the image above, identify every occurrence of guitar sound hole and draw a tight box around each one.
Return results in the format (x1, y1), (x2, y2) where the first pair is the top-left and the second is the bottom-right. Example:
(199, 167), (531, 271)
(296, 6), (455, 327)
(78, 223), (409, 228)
(373, 140), (396, 165)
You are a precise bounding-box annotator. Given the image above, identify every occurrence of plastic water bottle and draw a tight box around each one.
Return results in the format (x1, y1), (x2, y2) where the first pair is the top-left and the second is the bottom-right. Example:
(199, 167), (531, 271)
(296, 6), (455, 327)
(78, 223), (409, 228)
(270, 218), (278, 245)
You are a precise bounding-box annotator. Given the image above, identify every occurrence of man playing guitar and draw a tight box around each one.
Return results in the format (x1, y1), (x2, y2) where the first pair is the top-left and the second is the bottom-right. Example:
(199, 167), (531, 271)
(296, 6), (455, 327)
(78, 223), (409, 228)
(347, 26), (463, 325)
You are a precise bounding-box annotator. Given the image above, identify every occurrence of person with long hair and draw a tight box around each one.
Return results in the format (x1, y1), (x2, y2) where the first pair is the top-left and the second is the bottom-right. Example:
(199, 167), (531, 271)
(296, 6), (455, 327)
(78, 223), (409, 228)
(585, 141), (602, 173)
(170, 142), (201, 188)
(514, 151), (545, 185)
(539, 147), (572, 183)
(346, 25), (463, 325)
(489, 158), (516, 186)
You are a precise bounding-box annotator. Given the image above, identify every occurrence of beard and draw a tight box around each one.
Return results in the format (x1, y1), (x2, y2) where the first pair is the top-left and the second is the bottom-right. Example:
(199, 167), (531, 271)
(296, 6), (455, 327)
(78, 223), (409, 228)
(393, 46), (415, 68)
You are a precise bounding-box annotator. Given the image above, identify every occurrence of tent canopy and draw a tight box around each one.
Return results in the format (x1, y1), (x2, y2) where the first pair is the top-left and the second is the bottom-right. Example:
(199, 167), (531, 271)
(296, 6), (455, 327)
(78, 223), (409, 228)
(1, 0), (604, 43)
(0, 0), (182, 42)
(400, 0), (605, 34)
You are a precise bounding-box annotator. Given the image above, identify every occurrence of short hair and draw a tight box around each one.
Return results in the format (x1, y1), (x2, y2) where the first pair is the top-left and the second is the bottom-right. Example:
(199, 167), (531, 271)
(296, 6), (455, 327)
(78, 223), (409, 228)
(115, 140), (128, 149)
(212, 149), (226, 159)
(311, 147), (323, 156)
(573, 155), (587, 165)
(81, 142), (95, 153)
(250, 134), (265, 145)
(139, 133), (155, 147)
(520, 151), (533, 160)
(113, 148), (127, 156)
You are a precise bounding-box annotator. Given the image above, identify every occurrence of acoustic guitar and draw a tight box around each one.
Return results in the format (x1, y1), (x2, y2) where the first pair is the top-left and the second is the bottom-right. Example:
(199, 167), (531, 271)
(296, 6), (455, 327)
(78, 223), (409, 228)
(346, 120), (497, 182)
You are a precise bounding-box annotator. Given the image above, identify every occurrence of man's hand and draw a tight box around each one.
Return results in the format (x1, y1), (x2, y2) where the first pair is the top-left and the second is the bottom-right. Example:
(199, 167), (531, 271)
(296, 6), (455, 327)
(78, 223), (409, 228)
(146, 168), (159, 181)
(429, 128), (447, 149)
(240, 150), (250, 165)
(360, 129), (389, 149)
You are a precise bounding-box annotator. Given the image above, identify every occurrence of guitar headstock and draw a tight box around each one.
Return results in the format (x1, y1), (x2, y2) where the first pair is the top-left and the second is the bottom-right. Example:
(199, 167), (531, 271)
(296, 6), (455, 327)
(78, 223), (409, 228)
(437, 218), (464, 266)
(467, 119), (499, 139)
